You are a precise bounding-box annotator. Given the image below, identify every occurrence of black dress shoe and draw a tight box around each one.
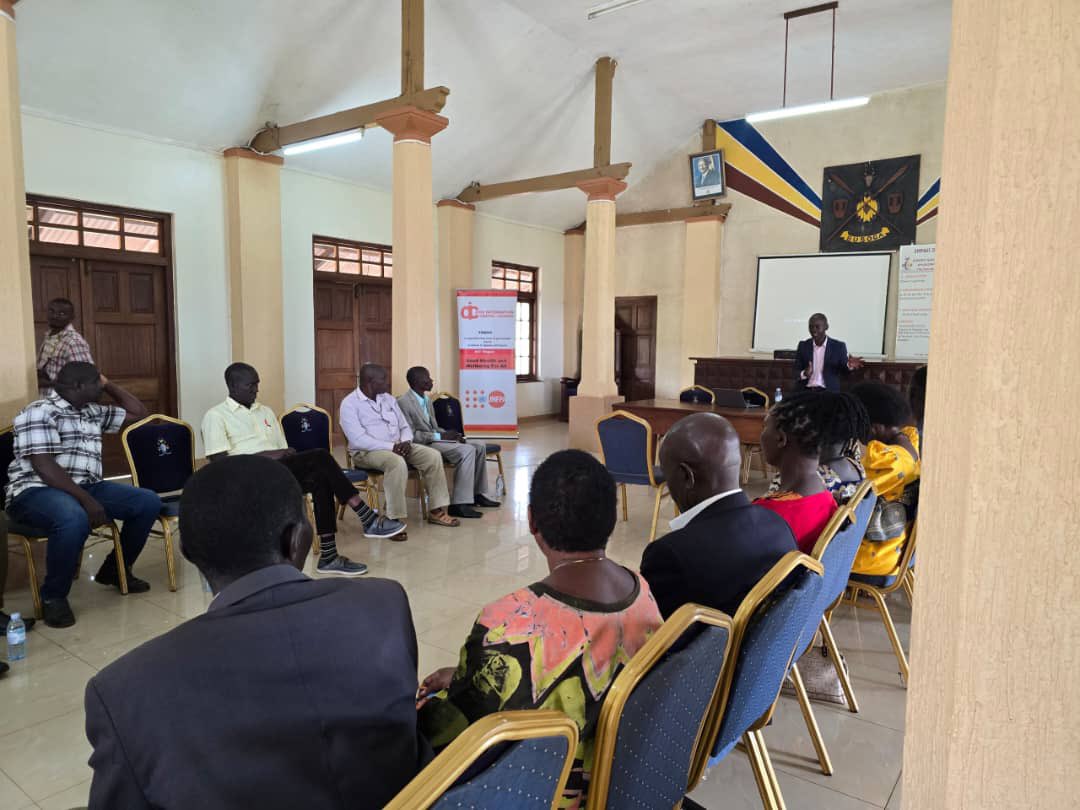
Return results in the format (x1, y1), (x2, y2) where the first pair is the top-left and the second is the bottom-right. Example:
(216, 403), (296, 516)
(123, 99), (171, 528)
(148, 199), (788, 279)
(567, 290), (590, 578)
(447, 504), (483, 519)
(0, 611), (35, 633)
(95, 565), (151, 594)
(42, 598), (76, 628)
(474, 494), (501, 508)
(0, 661), (8, 677)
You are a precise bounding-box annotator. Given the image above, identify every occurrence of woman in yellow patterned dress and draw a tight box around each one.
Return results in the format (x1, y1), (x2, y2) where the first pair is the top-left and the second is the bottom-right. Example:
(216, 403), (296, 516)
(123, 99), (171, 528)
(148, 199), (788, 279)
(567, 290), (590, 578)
(417, 450), (662, 809)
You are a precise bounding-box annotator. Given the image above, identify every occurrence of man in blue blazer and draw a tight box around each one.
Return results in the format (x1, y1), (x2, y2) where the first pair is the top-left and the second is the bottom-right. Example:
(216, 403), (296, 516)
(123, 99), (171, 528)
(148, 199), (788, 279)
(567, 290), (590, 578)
(794, 313), (864, 391)
(85, 456), (428, 810)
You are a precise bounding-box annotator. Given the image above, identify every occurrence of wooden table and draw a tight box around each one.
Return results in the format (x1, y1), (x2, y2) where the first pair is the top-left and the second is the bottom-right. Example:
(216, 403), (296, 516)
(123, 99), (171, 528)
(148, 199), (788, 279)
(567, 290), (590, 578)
(613, 399), (766, 445)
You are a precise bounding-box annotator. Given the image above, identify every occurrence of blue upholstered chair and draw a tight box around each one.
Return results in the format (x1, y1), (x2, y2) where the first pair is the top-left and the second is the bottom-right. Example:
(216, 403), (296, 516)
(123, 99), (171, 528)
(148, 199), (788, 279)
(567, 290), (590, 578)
(121, 415), (198, 592)
(687, 552), (826, 810)
(595, 411), (672, 542)
(432, 392), (505, 496)
(384, 711), (578, 810)
(587, 604), (733, 810)
(280, 403), (370, 498)
(679, 385), (715, 404)
(2, 426), (128, 618)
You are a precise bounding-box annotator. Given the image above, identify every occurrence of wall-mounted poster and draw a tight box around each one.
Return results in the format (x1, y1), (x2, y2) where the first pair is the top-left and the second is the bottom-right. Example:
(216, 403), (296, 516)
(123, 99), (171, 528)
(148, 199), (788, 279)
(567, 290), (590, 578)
(895, 243), (935, 360)
(689, 149), (726, 201)
(820, 154), (920, 252)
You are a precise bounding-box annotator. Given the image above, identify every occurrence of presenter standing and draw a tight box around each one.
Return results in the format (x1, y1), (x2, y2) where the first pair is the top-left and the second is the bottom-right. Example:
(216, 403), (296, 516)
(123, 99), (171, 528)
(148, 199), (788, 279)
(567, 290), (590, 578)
(794, 313), (864, 391)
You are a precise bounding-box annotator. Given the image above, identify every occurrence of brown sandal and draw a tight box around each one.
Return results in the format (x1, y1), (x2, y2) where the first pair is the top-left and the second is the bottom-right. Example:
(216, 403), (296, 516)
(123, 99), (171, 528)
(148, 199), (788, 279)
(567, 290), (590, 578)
(427, 511), (460, 528)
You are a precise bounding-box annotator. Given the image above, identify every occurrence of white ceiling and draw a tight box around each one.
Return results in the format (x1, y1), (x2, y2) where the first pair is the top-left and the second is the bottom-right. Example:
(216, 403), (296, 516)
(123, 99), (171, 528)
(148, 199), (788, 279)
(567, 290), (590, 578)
(14, 0), (952, 229)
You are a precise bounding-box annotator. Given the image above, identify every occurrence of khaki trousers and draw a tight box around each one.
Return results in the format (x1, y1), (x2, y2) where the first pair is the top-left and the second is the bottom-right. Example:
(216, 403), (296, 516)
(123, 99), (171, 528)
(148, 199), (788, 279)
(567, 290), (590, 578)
(350, 444), (449, 520)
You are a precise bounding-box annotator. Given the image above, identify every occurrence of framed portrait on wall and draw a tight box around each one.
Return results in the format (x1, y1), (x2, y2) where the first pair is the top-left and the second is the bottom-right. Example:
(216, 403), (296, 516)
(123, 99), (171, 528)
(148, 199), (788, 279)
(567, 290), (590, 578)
(689, 149), (726, 200)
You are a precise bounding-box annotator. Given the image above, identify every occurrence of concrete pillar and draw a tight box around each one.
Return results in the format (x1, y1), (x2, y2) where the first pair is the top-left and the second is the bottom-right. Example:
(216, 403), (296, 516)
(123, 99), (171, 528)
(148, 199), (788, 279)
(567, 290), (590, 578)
(563, 228), (585, 379)
(223, 148), (286, 414)
(902, 1), (1080, 807)
(374, 105), (448, 394)
(568, 178), (626, 451)
(679, 215), (723, 389)
(0, 2), (36, 423)
(435, 198), (474, 396)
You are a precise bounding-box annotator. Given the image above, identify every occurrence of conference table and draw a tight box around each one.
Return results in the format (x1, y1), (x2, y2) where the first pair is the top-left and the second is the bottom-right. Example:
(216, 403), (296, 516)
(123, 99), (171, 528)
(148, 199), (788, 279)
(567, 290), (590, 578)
(613, 399), (767, 445)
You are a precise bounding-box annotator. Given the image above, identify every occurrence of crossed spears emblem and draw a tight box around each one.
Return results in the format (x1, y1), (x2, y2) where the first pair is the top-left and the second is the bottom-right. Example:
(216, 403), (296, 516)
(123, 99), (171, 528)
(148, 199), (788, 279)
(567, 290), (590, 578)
(825, 161), (913, 244)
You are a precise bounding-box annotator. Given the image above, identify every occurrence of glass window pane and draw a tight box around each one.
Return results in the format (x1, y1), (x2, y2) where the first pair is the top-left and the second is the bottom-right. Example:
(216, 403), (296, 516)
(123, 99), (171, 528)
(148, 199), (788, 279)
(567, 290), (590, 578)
(124, 217), (159, 236)
(362, 249), (382, 264)
(84, 231), (122, 249)
(383, 265), (392, 278)
(84, 212), (120, 231)
(314, 258), (336, 273)
(338, 245), (360, 261)
(503, 268), (518, 280)
(25, 205), (33, 222)
(27, 224), (34, 240)
(505, 279), (519, 291)
(362, 262), (381, 276)
(125, 236), (160, 253)
(39, 226), (79, 245)
(339, 260), (361, 275)
(519, 281), (532, 292)
(314, 243), (336, 259)
(517, 356), (529, 375)
(384, 253), (392, 265)
(491, 278), (504, 289)
(39, 206), (78, 227)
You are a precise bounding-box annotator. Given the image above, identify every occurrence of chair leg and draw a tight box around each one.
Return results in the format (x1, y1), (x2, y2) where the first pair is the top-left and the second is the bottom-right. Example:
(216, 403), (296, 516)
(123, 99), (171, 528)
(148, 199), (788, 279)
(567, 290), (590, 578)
(752, 730), (786, 810)
(495, 452), (505, 496)
(649, 486), (663, 543)
(740, 447), (751, 485)
(902, 570), (915, 605)
(866, 587), (910, 684)
(820, 616), (860, 713)
(108, 523), (129, 595)
(21, 537), (43, 620)
(620, 483), (629, 523)
(160, 518), (178, 592)
(789, 663), (833, 775)
(743, 731), (778, 810)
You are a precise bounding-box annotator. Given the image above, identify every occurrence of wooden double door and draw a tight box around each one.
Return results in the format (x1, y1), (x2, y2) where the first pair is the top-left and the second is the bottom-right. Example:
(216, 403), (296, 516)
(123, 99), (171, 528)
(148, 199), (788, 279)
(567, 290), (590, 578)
(615, 296), (657, 402)
(314, 276), (392, 436)
(30, 253), (175, 474)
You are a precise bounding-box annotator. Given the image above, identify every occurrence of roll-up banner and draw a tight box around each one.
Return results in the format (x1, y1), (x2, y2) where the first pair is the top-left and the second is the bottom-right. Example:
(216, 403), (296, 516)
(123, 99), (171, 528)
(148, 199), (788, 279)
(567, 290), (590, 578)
(457, 290), (519, 437)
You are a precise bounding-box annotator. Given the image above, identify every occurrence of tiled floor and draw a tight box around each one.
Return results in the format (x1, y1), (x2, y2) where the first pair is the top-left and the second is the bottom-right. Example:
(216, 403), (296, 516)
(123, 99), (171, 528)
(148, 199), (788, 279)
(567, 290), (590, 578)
(0, 420), (909, 809)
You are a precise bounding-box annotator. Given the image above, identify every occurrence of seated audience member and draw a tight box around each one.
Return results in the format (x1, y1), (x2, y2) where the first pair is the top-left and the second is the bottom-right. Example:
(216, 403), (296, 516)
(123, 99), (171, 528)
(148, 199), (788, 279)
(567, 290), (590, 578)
(36, 298), (93, 393)
(5, 363), (160, 628)
(640, 413), (796, 619)
(754, 392), (839, 554)
(397, 366), (500, 519)
(417, 450), (662, 809)
(202, 363), (404, 577)
(849, 382), (922, 577)
(85, 456), (427, 810)
(340, 364), (459, 528)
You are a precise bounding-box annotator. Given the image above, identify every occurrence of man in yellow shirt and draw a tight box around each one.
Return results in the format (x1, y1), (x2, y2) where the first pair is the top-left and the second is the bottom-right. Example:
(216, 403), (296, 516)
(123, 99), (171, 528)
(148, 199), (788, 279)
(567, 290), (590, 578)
(202, 363), (405, 577)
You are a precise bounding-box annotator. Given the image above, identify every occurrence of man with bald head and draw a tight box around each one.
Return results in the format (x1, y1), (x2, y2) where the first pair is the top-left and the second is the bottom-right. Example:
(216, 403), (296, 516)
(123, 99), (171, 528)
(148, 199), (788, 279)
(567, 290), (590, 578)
(640, 413), (796, 618)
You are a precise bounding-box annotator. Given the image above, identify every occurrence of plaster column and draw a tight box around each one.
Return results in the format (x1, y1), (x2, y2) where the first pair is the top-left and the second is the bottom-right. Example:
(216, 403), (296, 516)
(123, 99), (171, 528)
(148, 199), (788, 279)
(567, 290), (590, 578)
(374, 105), (448, 394)
(223, 148), (286, 414)
(436, 198), (474, 395)
(568, 178), (626, 451)
(0, 2), (36, 423)
(679, 215), (723, 389)
(562, 228), (585, 380)
(902, 1), (1080, 807)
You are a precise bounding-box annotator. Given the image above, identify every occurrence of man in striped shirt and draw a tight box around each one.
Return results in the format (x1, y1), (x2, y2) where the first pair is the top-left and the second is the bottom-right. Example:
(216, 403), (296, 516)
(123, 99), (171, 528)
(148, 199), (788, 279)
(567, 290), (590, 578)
(36, 298), (94, 392)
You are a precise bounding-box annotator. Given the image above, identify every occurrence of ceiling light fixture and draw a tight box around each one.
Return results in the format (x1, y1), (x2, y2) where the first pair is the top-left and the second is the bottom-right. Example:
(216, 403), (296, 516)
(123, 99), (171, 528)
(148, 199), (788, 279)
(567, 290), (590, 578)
(586, 0), (653, 21)
(282, 129), (364, 156)
(746, 2), (869, 124)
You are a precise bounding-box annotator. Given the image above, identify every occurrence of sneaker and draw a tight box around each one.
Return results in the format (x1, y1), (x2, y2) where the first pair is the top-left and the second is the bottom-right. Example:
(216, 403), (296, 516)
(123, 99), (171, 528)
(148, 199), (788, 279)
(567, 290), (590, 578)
(316, 555), (369, 577)
(0, 611), (35, 633)
(95, 565), (151, 594)
(363, 516), (407, 541)
(42, 598), (76, 628)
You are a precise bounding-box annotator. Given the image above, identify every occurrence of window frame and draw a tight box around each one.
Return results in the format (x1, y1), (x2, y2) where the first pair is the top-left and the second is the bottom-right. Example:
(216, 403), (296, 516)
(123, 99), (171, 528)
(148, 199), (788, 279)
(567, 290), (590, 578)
(491, 260), (539, 382)
(312, 235), (393, 281)
(25, 196), (166, 257)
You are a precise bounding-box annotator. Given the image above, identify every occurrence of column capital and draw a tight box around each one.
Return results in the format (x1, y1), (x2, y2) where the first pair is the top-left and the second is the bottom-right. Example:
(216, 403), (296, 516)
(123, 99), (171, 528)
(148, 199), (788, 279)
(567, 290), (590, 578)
(375, 105), (449, 144)
(436, 198), (475, 211)
(576, 177), (628, 201)
(223, 147), (284, 166)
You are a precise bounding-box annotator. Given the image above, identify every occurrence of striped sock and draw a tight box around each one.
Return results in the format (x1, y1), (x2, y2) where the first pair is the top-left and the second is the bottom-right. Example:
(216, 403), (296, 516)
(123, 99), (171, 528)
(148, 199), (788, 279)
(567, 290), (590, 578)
(318, 535), (339, 566)
(351, 501), (377, 529)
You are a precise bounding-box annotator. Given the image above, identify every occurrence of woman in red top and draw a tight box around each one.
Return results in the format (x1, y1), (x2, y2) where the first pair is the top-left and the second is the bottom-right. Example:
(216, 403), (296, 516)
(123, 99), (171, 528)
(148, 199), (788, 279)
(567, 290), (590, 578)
(754, 392), (839, 554)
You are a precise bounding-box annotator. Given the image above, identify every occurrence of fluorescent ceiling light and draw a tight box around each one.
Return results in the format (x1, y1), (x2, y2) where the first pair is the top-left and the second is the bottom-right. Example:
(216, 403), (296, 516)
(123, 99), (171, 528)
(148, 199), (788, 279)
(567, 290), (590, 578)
(746, 96), (869, 124)
(587, 0), (652, 21)
(282, 129), (364, 156)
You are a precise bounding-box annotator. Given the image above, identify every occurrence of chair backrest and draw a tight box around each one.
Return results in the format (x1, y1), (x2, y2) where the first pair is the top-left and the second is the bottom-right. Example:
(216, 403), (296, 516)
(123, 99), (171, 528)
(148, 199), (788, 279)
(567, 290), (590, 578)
(873, 519), (919, 595)
(595, 411), (658, 487)
(0, 426), (14, 509)
(587, 604), (733, 810)
(121, 415), (196, 495)
(679, 385), (715, 404)
(741, 386), (770, 409)
(384, 711), (578, 810)
(690, 552), (825, 780)
(280, 404), (332, 453)
(432, 392), (466, 434)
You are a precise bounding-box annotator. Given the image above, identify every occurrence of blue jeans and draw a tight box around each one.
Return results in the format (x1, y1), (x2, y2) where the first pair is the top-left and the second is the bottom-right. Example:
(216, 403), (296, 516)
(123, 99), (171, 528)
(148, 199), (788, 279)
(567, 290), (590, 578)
(7, 482), (161, 601)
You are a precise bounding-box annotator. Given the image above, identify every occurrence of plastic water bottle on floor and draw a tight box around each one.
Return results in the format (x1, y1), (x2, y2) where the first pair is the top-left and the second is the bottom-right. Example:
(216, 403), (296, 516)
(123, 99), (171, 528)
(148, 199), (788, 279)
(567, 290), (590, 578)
(6, 613), (26, 662)
(774, 387), (783, 404)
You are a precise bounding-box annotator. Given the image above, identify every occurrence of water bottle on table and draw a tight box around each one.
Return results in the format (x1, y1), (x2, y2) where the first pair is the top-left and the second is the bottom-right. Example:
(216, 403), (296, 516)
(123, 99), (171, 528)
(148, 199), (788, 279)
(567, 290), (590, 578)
(774, 387), (783, 404)
(6, 613), (26, 662)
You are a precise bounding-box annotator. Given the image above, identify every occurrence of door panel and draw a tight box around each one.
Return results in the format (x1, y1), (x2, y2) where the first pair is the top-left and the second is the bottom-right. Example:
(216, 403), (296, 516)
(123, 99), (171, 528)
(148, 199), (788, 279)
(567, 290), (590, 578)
(30, 256), (82, 348)
(614, 296), (657, 402)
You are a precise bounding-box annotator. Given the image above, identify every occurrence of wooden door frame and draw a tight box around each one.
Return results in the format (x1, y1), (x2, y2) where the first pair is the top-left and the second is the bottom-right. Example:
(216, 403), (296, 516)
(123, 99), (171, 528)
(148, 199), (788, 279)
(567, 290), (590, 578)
(614, 295), (658, 400)
(27, 193), (179, 418)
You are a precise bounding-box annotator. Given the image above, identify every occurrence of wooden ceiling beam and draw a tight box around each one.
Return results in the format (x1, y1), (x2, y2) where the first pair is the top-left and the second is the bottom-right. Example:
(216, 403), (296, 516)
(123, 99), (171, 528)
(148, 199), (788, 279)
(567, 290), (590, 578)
(249, 86), (449, 153)
(567, 202), (730, 232)
(401, 0), (424, 95)
(703, 118), (716, 151)
(457, 162), (632, 203)
(594, 57), (616, 167)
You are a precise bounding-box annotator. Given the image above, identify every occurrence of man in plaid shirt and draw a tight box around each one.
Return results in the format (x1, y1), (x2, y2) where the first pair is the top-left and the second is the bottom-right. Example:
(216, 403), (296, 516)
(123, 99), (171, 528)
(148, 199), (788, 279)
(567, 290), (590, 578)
(36, 298), (93, 392)
(5, 362), (160, 628)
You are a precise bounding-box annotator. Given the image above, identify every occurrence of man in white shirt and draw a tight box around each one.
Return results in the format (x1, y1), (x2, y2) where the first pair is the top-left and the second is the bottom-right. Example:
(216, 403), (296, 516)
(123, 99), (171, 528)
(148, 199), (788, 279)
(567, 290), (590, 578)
(339, 364), (458, 529)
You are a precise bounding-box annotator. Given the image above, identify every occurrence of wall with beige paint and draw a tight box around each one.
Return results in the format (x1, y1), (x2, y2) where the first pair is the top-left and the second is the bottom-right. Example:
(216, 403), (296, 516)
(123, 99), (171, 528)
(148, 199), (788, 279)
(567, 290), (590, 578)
(615, 83), (945, 385)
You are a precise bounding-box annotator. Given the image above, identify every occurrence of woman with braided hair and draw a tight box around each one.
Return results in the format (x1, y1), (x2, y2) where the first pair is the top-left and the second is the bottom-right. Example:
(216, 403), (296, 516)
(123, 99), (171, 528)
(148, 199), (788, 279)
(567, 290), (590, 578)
(754, 391), (840, 553)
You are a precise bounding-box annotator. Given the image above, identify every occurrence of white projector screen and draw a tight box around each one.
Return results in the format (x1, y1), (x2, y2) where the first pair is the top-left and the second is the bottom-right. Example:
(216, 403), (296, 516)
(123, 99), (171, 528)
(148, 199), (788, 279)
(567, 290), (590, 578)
(752, 253), (891, 355)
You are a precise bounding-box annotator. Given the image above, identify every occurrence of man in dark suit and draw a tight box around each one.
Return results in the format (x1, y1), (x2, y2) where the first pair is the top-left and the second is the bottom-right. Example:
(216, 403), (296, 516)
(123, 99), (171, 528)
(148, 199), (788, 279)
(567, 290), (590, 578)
(794, 312), (864, 391)
(85, 456), (427, 810)
(640, 413), (796, 618)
